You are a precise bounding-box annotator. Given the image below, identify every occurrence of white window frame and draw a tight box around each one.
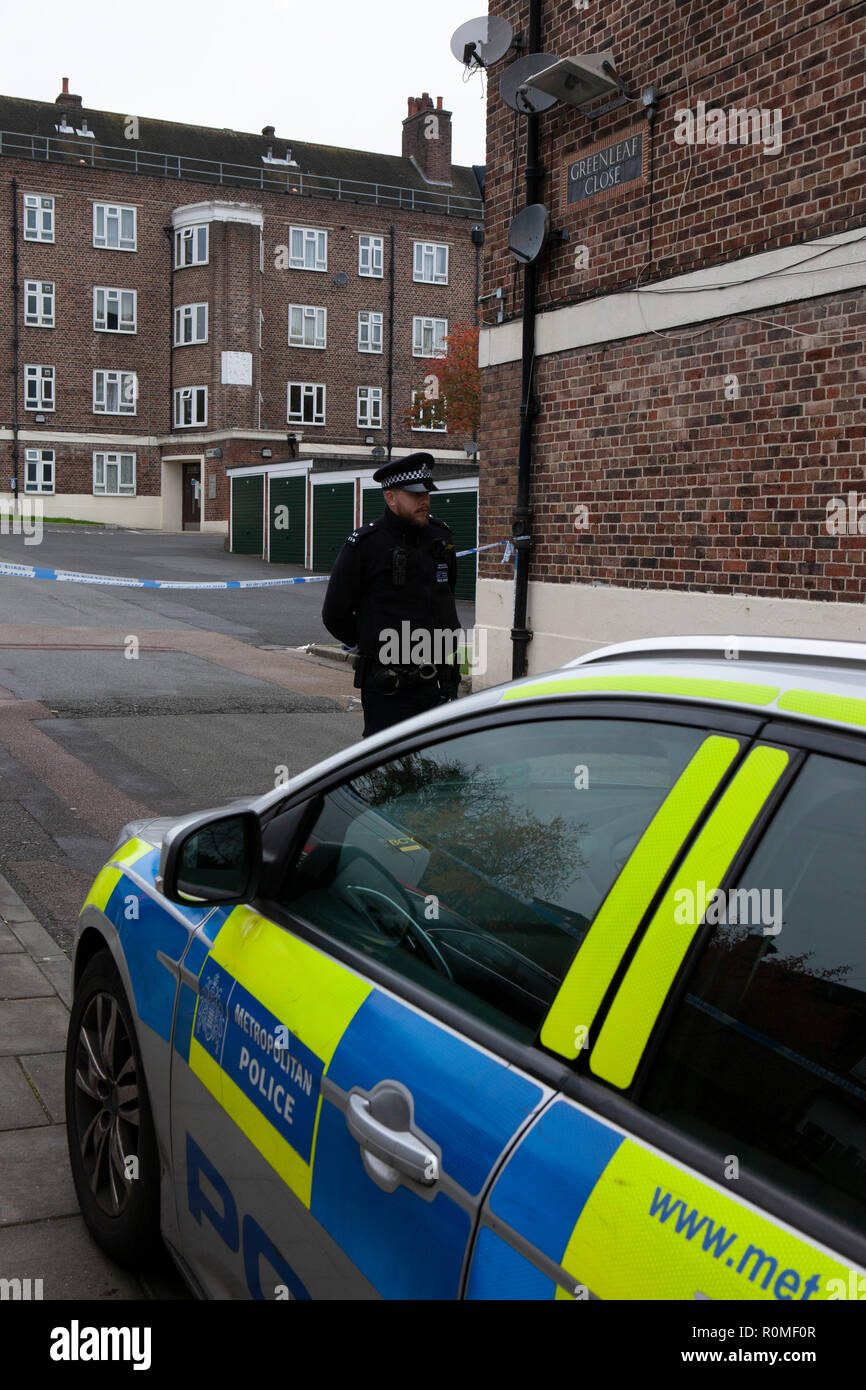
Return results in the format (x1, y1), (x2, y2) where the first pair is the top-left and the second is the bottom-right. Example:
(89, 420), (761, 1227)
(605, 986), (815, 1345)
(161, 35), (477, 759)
(357, 310), (383, 354)
(287, 381), (326, 425)
(289, 226), (327, 272)
(174, 224), (209, 268)
(413, 241), (449, 285)
(358, 234), (384, 278)
(173, 386), (208, 428)
(94, 287), (137, 334)
(24, 364), (55, 412)
(93, 369), (137, 416)
(259, 309), (264, 349)
(357, 386), (382, 429)
(173, 303), (208, 346)
(23, 195), (54, 243)
(288, 304), (327, 349)
(411, 389), (447, 431)
(413, 316), (448, 358)
(93, 203), (137, 251)
(24, 281), (55, 328)
(93, 451), (136, 496)
(24, 448), (55, 494)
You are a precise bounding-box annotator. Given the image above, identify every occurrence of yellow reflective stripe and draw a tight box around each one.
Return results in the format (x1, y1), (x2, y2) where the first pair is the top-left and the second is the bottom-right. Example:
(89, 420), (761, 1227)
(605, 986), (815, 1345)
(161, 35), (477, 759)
(79, 837), (153, 915)
(540, 735), (741, 1060)
(190, 906), (371, 1209)
(778, 688), (866, 729)
(502, 675), (779, 705)
(590, 746), (789, 1090)
(558, 1138), (855, 1301)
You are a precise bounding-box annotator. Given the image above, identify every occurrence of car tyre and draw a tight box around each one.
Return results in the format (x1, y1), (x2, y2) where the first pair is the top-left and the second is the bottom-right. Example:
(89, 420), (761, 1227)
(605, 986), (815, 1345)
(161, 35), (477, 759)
(65, 948), (164, 1268)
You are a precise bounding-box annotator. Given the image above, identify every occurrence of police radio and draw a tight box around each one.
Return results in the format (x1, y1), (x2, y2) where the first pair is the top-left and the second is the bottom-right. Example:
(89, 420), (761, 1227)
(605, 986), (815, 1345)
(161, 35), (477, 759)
(392, 547), (407, 587)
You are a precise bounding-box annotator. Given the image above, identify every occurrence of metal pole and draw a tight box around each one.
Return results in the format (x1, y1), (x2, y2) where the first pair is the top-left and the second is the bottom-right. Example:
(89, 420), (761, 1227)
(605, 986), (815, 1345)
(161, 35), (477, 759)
(511, 0), (542, 680)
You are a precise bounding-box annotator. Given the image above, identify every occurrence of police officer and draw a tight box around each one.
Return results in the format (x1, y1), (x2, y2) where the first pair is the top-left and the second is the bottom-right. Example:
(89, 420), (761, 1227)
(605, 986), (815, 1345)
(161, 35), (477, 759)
(322, 453), (462, 737)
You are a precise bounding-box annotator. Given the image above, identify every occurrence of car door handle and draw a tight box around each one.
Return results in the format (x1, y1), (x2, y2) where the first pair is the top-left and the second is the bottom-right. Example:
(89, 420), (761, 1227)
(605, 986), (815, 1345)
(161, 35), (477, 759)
(346, 1088), (439, 1187)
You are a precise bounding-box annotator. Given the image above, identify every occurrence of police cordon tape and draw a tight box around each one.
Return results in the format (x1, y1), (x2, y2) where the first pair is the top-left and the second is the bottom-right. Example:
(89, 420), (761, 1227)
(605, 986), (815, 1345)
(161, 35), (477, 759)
(0, 537), (528, 589)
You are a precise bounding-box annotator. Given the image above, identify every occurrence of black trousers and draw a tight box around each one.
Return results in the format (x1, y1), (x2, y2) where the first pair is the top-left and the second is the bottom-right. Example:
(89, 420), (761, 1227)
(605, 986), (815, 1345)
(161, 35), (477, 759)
(361, 681), (444, 738)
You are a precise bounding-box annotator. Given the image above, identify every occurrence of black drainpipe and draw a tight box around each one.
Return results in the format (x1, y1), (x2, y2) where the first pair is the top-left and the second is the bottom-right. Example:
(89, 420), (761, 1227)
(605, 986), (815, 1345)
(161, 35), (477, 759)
(386, 224), (395, 459)
(10, 179), (21, 514)
(511, 0), (542, 680)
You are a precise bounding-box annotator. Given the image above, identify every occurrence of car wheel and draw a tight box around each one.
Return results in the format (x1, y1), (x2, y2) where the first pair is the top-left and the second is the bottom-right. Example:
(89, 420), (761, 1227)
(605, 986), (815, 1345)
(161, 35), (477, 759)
(65, 949), (163, 1267)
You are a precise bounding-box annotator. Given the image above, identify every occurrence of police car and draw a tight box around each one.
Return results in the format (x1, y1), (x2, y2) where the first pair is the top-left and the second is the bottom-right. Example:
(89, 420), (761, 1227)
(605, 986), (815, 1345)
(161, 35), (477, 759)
(65, 636), (866, 1299)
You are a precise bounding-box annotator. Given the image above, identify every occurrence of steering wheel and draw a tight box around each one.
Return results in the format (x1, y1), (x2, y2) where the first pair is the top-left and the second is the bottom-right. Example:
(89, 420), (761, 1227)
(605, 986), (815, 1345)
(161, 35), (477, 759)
(336, 848), (453, 978)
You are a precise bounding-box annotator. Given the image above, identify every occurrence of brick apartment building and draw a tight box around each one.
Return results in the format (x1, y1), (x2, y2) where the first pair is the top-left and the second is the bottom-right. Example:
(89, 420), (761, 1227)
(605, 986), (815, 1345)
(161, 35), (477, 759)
(0, 82), (482, 578)
(476, 0), (866, 683)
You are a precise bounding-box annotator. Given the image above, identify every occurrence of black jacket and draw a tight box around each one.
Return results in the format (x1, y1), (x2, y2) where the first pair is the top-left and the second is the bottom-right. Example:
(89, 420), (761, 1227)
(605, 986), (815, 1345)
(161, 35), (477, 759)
(322, 505), (460, 658)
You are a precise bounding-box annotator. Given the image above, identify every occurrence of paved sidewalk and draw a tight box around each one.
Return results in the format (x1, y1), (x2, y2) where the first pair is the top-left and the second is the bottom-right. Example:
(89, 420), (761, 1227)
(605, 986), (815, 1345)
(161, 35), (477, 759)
(0, 873), (187, 1299)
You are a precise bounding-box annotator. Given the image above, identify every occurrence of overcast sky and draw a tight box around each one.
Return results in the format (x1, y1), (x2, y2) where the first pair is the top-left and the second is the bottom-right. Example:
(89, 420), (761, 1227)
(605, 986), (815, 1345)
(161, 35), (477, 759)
(0, 0), (488, 168)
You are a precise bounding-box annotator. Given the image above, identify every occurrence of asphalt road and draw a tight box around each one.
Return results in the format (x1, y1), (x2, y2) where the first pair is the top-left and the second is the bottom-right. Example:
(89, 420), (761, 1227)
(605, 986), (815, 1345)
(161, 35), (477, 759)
(0, 524), (477, 955)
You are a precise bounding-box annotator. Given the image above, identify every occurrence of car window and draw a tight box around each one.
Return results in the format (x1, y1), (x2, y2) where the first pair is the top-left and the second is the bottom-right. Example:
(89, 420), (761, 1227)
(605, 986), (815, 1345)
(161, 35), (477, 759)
(641, 752), (866, 1235)
(275, 718), (706, 1043)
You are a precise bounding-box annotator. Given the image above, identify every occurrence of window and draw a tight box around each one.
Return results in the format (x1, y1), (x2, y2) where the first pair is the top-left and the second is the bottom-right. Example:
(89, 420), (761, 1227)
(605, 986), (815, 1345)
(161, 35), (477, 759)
(413, 316), (447, 358)
(93, 370), (137, 415)
(94, 287), (137, 333)
(93, 203), (137, 251)
(24, 365), (55, 411)
(274, 719), (706, 1042)
(357, 386), (382, 429)
(289, 226), (327, 271)
(358, 311), (383, 354)
(411, 389), (447, 431)
(414, 241), (448, 285)
(23, 195), (54, 243)
(24, 448), (54, 494)
(24, 281), (55, 328)
(259, 309), (264, 349)
(287, 382), (325, 425)
(260, 231), (264, 273)
(642, 753), (866, 1237)
(173, 303), (208, 345)
(358, 234), (383, 277)
(174, 224), (208, 267)
(93, 451), (136, 496)
(173, 386), (208, 427)
(288, 304), (326, 349)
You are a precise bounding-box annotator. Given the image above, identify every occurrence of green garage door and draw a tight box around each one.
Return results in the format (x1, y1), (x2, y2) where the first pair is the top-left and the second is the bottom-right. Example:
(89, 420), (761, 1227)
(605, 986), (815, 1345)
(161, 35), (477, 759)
(313, 482), (354, 571)
(432, 490), (477, 601)
(362, 489), (383, 526)
(269, 476), (306, 564)
(231, 474), (264, 555)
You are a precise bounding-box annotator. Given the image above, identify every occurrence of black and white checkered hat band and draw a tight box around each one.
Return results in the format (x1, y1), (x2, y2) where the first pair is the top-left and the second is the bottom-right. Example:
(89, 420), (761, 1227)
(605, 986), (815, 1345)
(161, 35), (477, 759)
(381, 467), (432, 488)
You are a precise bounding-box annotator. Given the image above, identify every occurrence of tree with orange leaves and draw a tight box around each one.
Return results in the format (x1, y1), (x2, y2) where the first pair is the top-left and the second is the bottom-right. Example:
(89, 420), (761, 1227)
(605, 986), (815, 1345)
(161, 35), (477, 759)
(404, 322), (480, 440)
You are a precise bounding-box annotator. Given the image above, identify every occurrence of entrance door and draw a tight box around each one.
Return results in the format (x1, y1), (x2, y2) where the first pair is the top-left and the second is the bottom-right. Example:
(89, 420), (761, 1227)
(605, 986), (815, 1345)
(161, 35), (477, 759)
(182, 462), (202, 531)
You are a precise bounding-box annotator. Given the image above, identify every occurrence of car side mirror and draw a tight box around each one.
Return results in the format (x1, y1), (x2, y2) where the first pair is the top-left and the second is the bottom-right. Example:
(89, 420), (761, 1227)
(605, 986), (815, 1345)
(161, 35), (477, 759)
(159, 808), (262, 906)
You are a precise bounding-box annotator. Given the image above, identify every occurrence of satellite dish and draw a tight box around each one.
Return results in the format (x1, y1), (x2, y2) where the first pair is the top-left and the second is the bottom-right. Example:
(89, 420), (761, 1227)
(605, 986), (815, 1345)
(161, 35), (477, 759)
(450, 14), (514, 69)
(333, 272), (348, 286)
(499, 53), (561, 113)
(508, 204), (550, 264)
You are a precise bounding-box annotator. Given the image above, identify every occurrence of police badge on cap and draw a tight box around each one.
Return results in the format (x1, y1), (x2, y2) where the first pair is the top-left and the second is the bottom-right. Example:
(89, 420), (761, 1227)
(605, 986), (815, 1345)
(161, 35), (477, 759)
(372, 452), (438, 493)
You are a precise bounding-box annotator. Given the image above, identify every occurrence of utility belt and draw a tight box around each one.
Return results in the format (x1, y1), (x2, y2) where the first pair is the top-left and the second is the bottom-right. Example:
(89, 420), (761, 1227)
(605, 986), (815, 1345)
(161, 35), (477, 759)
(353, 655), (460, 699)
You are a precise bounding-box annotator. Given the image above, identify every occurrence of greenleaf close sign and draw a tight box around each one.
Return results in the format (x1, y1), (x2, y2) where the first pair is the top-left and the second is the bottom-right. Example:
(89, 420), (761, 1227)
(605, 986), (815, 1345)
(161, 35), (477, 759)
(567, 132), (645, 205)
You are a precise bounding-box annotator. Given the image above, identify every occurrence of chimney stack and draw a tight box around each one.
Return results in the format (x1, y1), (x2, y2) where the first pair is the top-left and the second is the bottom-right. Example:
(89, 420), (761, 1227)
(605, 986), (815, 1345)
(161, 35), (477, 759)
(401, 92), (452, 185)
(55, 77), (83, 108)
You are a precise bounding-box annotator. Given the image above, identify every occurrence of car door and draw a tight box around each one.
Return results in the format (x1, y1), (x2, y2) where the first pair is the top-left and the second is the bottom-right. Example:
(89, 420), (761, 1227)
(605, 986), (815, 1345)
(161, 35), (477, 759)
(170, 701), (762, 1298)
(466, 734), (866, 1299)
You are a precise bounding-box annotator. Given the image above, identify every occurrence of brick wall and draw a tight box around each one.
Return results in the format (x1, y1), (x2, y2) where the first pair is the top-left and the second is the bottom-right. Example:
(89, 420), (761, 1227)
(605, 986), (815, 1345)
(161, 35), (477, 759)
(483, 0), (866, 315)
(478, 0), (866, 608)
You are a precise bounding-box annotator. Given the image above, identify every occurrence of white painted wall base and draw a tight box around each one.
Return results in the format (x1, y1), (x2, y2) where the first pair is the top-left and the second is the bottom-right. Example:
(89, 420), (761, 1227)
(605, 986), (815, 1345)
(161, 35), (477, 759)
(200, 520), (228, 535)
(0, 492), (163, 528)
(473, 577), (866, 688)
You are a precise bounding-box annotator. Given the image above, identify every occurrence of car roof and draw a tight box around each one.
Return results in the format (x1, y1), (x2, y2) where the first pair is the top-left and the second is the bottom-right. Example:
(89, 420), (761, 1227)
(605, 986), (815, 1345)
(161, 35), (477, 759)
(253, 634), (866, 813)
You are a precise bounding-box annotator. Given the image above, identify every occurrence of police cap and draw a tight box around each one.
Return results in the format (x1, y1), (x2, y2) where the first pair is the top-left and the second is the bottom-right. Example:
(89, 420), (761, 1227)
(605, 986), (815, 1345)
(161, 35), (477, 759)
(372, 452), (438, 493)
